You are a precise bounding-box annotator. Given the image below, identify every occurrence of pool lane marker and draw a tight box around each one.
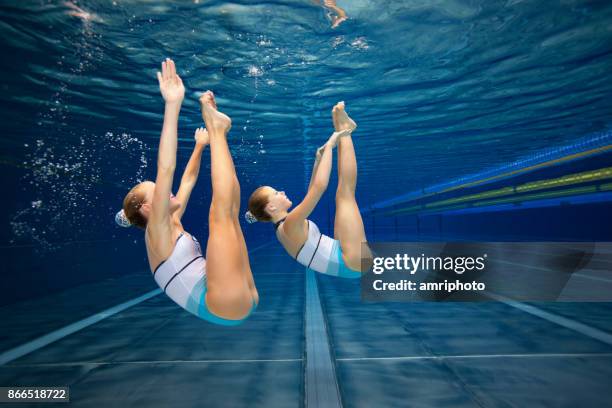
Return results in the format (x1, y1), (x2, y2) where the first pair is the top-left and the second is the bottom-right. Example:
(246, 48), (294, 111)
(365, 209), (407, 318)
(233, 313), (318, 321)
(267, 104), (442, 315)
(486, 293), (612, 346)
(0, 241), (275, 366)
(0, 289), (161, 366)
(337, 352), (612, 362)
(10, 358), (303, 367)
(304, 269), (343, 408)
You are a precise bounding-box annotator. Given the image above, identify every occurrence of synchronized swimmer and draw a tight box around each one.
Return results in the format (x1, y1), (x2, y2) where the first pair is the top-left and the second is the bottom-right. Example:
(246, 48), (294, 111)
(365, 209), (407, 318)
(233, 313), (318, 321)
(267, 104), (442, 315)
(116, 60), (370, 325)
(116, 59), (258, 326)
(246, 102), (373, 278)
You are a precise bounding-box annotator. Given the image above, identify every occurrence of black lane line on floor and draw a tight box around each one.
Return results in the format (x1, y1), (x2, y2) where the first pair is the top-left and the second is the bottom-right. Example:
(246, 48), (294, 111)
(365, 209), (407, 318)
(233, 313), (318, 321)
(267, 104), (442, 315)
(304, 269), (343, 408)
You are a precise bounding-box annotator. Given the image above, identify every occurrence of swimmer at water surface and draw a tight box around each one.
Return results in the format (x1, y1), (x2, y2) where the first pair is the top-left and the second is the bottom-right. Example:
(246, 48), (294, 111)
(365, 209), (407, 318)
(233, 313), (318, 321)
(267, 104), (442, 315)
(116, 59), (258, 325)
(313, 0), (348, 28)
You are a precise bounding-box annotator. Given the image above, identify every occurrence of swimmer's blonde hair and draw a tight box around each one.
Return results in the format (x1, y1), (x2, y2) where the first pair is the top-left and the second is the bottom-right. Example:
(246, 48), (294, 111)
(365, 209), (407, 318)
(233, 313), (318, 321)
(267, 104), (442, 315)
(122, 182), (148, 229)
(247, 186), (273, 223)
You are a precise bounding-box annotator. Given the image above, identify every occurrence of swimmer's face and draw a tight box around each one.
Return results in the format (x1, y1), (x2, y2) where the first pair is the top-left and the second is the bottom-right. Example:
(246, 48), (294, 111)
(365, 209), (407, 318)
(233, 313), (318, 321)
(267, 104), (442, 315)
(265, 186), (292, 214)
(137, 181), (181, 218)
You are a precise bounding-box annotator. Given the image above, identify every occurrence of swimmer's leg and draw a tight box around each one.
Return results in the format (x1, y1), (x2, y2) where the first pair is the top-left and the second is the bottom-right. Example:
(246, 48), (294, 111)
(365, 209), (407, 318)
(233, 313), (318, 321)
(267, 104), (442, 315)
(332, 101), (371, 272)
(200, 91), (257, 319)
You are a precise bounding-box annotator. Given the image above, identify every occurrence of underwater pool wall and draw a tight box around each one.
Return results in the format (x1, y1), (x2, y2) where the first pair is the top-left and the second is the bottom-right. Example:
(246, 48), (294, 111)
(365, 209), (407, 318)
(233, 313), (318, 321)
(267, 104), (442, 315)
(1, 163), (151, 308)
(363, 132), (612, 242)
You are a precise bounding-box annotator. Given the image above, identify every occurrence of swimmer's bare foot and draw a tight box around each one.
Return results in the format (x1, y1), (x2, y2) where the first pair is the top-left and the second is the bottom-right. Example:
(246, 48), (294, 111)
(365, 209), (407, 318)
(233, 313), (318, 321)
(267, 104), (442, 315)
(199, 90), (231, 134)
(332, 101), (357, 133)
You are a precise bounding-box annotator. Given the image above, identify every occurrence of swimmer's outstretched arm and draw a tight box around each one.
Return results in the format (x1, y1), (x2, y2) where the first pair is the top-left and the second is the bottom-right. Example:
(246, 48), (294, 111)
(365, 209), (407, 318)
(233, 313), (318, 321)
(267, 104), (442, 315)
(307, 144), (326, 191)
(148, 58), (184, 249)
(285, 129), (351, 229)
(174, 128), (209, 221)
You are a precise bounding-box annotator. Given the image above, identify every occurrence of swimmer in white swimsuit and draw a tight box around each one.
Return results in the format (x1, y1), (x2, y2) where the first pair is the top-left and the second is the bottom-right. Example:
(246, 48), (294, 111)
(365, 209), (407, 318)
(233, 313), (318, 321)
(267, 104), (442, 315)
(245, 102), (372, 278)
(116, 59), (258, 325)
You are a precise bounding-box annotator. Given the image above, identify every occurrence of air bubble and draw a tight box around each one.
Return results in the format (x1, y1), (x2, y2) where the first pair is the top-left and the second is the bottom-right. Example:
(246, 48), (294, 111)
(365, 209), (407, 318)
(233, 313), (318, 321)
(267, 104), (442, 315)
(247, 65), (264, 77)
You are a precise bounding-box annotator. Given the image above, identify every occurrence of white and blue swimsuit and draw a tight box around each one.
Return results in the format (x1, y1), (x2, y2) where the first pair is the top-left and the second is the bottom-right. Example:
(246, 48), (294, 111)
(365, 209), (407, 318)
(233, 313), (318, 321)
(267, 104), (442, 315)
(275, 218), (362, 278)
(152, 232), (256, 325)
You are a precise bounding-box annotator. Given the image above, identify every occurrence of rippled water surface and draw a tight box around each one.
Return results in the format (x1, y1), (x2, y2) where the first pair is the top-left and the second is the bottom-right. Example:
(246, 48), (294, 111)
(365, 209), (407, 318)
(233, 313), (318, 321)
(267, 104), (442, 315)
(1, 0), (612, 246)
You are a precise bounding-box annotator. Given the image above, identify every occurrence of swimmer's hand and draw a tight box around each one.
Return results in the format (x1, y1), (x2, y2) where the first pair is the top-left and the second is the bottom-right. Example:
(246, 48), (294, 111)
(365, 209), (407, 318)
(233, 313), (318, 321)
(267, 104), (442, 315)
(333, 129), (353, 138)
(316, 145), (325, 161)
(156, 58), (184, 104)
(327, 129), (352, 148)
(195, 127), (209, 146)
(316, 128), (352, 161)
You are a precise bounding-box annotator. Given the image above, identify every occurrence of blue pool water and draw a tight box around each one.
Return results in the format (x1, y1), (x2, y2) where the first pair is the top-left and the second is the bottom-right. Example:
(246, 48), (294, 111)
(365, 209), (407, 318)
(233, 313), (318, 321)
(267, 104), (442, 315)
(1, 1), (612, 406)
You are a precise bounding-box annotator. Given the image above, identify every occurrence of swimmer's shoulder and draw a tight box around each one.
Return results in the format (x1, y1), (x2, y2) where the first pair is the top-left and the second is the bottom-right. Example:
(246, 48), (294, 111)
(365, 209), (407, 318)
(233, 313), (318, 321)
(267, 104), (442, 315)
(278, 217), (308, 235)
(276, 218), (309, 255)
(145, 226), (185, 270)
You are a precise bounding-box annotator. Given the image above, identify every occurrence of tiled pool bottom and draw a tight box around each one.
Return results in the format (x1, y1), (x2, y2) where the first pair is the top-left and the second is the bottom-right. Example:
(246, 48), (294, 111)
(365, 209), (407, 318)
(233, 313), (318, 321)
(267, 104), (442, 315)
(318, 275), (612, 407)
(0, 246), (304, 407)
(1, 244), (612, 407)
